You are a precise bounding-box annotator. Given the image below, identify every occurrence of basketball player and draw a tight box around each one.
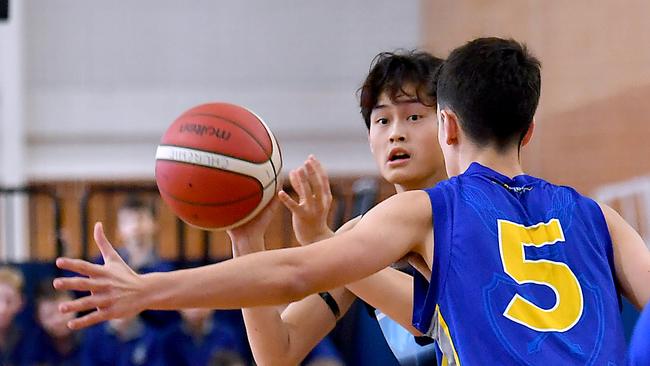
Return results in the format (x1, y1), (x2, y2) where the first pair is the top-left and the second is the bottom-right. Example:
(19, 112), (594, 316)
(54, 38), (650, 364)
(232, 51), (445, 365)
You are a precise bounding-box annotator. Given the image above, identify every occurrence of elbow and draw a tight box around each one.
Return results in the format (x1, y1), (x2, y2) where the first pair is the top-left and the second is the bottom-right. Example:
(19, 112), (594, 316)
(277, 262), (318, 303)
(264, 248), (324, 304)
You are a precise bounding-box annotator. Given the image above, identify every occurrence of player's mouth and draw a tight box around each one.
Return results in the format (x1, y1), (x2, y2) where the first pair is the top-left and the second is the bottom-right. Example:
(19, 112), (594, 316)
(387, 148), (411, 167)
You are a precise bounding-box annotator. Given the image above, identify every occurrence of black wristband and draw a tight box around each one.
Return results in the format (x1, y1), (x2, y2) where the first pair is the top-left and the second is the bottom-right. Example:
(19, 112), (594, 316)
(318, 291), (341, 319)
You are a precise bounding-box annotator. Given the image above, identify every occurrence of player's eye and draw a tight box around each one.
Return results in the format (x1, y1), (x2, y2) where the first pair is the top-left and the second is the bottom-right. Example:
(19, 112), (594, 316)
(375, 118), (389, 125)
(407, 115), (423, 122)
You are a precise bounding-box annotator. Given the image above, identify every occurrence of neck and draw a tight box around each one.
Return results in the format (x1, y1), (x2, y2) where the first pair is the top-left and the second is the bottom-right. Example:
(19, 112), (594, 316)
(457, 144), (524, 178)
(394, 168), (447, 193)
(52, 334), (75, 354)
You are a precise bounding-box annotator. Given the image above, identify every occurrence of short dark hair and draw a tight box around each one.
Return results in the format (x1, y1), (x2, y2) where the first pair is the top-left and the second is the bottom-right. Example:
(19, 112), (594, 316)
(34, 277), (70, 303)
(119, 194), (155, 216)
(359, 50), (444, 130)
(437, 37), (541, 150)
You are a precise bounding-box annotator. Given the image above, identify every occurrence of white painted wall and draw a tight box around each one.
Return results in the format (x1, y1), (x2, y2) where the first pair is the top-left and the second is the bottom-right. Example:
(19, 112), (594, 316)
(21, 0), (420, 180)
(0, 0), (29, 261)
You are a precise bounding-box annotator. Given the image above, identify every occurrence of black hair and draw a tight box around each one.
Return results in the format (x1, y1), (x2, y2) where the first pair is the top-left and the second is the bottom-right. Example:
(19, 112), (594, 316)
(119, 194), (155, 216)
(358, 50), (444, 130)
(34, 277), (70, 303)
(437, 37), (541, 150)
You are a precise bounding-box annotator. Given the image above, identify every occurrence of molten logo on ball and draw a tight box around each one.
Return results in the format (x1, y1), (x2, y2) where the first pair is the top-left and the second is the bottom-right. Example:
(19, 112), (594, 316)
(179, 123), (232, 141)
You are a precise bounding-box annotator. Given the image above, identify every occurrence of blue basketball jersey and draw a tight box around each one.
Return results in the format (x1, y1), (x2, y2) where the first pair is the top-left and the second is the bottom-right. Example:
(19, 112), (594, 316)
(412, 162), (626, 365)
(628, 303), (650, 366)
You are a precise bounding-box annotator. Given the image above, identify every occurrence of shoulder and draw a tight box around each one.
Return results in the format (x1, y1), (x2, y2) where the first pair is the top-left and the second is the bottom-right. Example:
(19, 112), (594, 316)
(373, 190), (432, 220)
(352, 190), (432, 241)
(597, 202), (618, 220)
(597, 202), (627, 232)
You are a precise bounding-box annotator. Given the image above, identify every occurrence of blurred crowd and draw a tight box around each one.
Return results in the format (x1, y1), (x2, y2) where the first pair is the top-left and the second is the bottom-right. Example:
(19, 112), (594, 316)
(0, 196), (345, 366)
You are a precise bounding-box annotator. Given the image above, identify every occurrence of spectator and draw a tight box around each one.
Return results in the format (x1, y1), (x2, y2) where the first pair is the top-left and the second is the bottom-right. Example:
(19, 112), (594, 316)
(97, 195), (177, 329)
(302, 337), (344, 366)
(80, 314), (162, 366)
(0, 266), (29, 366)
(25, 278), (80, 365)
(113, 195), (172, 274)
(159, 308), (247, 366)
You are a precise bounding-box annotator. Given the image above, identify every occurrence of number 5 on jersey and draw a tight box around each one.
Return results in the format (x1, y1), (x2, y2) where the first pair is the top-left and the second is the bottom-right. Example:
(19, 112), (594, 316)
(498, 219), (584, 332)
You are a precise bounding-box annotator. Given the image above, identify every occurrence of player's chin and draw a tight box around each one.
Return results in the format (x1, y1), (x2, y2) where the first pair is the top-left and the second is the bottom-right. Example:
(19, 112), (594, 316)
(384, 168), (418, 185)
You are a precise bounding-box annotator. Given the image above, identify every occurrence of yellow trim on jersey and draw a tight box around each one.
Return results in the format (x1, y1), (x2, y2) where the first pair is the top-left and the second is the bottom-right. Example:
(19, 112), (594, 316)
(437, 305), (461, 366)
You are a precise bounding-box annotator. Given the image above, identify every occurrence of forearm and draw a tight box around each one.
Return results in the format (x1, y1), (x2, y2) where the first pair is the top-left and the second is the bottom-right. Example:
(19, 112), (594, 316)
(278, 288), (356, 365)
(242, 285), (355, 366)
(233, 237), (356, 366)
(232, 238), (295, 366)
(141, 249), (310, 310)
(346, 267), (421, 335)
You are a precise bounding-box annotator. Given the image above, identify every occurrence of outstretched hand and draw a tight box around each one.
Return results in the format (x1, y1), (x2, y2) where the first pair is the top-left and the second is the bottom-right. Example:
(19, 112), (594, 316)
(278, 155), (334, 245)
(53, 222), (145, 330)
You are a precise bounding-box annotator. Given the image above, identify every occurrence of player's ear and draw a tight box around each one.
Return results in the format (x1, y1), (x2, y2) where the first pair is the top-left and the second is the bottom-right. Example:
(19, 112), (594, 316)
(440, 109), (459, 146)
(521, 120), (535, 147)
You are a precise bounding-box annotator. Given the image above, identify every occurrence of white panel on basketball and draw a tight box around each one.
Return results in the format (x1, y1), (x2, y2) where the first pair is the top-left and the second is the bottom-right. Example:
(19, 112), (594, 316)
(155, 145), (276, 188)
(246, 106), (283, 193)
(155, 141), (282, 231)
(221, 132), (282, 230)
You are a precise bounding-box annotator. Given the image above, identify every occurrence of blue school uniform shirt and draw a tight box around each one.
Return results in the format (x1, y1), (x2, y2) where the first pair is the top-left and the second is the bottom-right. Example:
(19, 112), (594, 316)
(158, 317), (246, 366)
(412, 163), (626, 365)
(628, 303), (650, 366)
(23, 326), (80, 366)
(80, 319), (162, 366)
(302, 336), (344, 365)
(0, 323), (31, 366)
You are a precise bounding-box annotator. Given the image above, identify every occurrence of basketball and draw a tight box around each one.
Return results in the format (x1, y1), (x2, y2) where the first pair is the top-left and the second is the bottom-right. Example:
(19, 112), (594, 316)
(154, 102), (282, 230)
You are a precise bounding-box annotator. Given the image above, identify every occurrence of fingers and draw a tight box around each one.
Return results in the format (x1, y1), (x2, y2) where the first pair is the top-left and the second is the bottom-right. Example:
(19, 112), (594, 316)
(67, 309), (113, 330)
(305, 159), (324, 200)
(53, 276), (109, 293)
(56, 257), (105, 277)
(312, 156), (332, 203)
(278, 190), (300, 212)
(306, 155), (332, 204)
(285, 156), (332, 209)
(59, 293), (113, 314)
(94, 222), (120, 261)
(290, 168), (313, 201)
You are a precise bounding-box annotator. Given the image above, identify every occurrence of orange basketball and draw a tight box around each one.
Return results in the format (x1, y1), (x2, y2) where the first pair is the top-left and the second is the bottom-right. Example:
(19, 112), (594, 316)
(155, 102), (282, 230)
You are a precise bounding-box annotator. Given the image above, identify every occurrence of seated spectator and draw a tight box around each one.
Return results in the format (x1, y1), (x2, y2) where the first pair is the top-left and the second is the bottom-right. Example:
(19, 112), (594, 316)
(97, 195), (178, 329)
(159, 308), (247, 366)
(0, 266), (29, 366)
(112, 195), (173, 274)
(80, 314), (162, 366)
(25, 278), (80, 365)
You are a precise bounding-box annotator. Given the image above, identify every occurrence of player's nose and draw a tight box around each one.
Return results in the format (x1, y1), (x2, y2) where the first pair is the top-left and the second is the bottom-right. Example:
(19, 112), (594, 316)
(388, 123), (407, 143)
